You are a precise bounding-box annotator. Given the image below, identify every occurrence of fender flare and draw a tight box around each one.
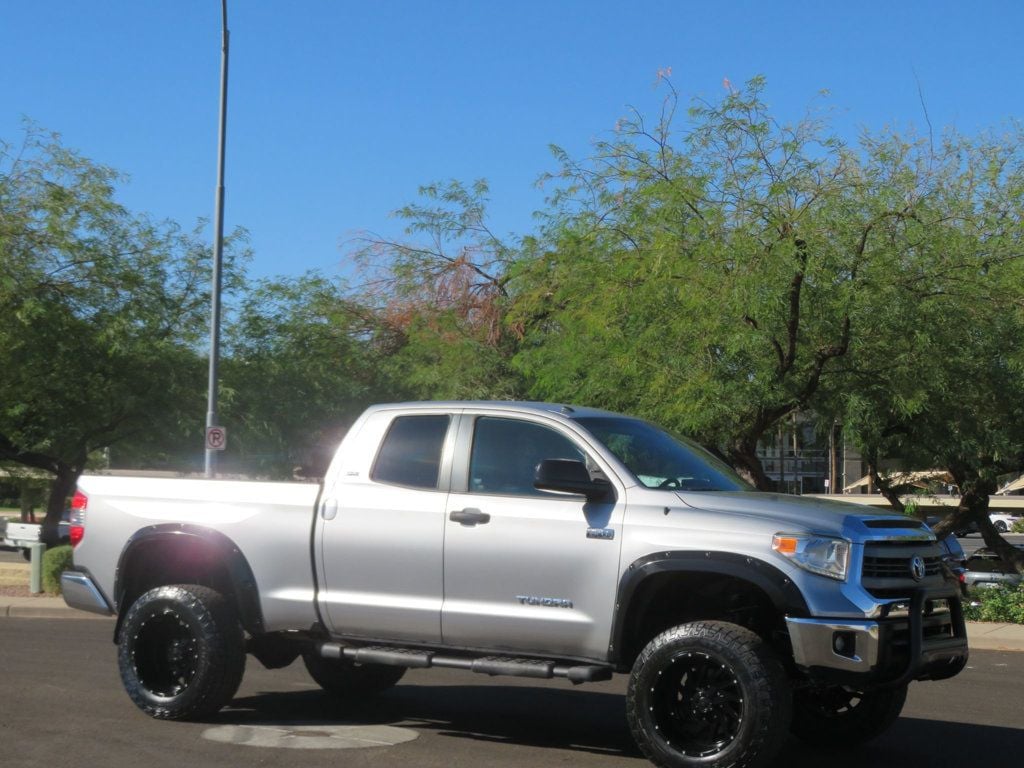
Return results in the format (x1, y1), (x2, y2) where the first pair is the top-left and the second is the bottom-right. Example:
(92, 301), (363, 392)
(113, 524), (265, 639)
(609, 550), (810, 665)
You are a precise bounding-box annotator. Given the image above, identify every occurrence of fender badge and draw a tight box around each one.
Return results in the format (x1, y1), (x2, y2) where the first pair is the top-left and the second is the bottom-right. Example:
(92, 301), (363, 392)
(587, 527), (615, 540)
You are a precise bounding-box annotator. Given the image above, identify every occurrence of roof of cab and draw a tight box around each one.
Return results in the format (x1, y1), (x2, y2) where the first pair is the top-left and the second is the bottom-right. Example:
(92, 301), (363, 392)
(362, 401), (624, 420)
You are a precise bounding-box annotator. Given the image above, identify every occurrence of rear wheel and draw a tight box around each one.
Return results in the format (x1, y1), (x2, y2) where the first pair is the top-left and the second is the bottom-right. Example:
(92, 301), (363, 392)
(118, 584), (246, 720)
(626, 621), (791, 768)
(303, 652), (406, 700)
(995, 520), (1008, 533)
(790, 684), (907, 746)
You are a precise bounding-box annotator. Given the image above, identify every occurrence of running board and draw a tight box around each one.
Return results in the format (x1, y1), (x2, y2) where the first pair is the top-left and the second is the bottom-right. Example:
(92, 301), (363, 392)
(317, 642), (612, 684)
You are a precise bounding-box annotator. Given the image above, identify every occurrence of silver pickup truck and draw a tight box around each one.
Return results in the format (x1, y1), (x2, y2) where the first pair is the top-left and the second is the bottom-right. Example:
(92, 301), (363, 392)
(62, 402), (968, 768)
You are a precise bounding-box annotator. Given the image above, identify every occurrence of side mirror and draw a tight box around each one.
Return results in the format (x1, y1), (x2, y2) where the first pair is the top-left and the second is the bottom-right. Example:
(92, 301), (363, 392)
(534, 459), (611, 502)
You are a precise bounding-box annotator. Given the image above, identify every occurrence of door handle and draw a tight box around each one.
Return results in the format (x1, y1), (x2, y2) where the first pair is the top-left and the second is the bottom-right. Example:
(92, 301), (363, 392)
(449, 508), (491, 525)
(321, 498), (338, 520)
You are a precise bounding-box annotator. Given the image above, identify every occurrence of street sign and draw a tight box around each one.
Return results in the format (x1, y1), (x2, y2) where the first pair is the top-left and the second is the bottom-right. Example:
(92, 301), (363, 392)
(206, 426), (227, 451)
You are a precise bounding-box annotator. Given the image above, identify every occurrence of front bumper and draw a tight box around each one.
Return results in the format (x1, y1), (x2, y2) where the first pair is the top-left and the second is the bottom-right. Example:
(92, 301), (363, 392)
(786, 585), (968, 687)
(61, 570), (114, 616)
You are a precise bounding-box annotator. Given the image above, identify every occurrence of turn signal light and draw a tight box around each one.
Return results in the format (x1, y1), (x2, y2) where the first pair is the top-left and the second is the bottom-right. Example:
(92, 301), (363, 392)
(772, 535), (799, 555)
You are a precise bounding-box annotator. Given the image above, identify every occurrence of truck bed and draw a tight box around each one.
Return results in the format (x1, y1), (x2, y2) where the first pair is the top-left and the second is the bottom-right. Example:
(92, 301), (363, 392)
(73, 474), (321, 631)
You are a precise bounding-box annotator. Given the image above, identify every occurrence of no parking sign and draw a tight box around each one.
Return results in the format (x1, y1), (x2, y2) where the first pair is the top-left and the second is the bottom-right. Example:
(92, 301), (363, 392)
(206, 426), (227, 451)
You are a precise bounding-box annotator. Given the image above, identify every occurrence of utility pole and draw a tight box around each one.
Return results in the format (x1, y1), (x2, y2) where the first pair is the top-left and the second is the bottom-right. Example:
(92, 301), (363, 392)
(205, 0), (229, 477)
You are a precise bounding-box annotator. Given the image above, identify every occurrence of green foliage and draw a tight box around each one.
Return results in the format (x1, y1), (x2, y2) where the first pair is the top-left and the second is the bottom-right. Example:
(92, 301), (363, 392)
(963, 585), (1024, 624)
(221, 273), (400, 478)
(508, 77), (868, 484)
(821, 126), (1024, 514)
(347, 179), (524, 401)
(42, 544), (74, 595)
(0, 125), (247, 520)
(1012, 519), (1024, 534)
(348, 76), (1024, 497)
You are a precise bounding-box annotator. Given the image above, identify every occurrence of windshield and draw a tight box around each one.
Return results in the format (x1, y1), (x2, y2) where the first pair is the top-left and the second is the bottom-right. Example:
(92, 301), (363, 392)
(576, 416), (751, 492)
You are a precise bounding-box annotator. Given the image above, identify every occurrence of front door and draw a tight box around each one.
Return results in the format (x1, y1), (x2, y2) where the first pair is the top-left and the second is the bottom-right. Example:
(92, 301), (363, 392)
(442, 413), (624, 660)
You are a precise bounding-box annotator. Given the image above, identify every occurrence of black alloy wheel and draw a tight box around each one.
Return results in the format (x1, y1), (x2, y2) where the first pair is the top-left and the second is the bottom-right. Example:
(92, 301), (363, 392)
(650, 650), (744, 757)
(627, 621), (791, 768)
(118, 584), (246, 720)
(132, 607), (200, 697)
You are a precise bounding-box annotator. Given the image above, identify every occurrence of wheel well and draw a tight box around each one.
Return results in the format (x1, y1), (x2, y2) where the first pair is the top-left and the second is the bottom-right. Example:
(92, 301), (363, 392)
(115, 530), (263, 640)
(618, 572), (786, 667)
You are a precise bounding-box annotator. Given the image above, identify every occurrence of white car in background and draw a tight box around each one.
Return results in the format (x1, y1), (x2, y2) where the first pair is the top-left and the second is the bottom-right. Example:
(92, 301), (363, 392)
(955, 512), (1022, 536)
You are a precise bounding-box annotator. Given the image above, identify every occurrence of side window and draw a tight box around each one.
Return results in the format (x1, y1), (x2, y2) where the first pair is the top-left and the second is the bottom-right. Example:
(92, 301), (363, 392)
(469, 417), (585, 497)
(371, 414), (450, 490)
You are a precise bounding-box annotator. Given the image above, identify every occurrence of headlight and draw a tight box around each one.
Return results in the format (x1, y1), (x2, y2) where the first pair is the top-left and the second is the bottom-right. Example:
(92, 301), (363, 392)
(772, 533), (851, 581)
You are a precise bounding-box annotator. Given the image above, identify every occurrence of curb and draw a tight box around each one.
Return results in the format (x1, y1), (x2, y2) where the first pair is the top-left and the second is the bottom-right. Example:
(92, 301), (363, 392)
(1, 597), (112, 620)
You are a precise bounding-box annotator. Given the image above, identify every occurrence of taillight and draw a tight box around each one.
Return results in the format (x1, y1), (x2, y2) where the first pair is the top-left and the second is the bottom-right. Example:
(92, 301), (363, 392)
(70, 490), (87, 547)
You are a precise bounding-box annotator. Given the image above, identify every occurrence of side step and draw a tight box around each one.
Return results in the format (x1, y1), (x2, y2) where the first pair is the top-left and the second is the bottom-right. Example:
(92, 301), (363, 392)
(318, 643), (613, 684)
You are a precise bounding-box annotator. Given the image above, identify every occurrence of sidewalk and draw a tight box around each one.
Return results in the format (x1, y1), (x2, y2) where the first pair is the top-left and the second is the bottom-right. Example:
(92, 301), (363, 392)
(2, 594), (1023, 651)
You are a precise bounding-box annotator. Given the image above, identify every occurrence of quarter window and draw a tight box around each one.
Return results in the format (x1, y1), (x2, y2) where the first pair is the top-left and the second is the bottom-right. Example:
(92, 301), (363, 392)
(371, 414), (450, 489)
(469, 417), (586, 497)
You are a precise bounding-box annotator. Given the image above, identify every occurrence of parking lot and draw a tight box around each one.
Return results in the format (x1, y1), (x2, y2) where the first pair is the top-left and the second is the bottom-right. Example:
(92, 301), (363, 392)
(1, 618), (1022, 768)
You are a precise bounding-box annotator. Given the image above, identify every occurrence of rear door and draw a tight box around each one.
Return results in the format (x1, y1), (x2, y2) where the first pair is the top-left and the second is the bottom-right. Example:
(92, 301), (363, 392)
(441, 412), (625, 660)
(316, 409), (457, 644)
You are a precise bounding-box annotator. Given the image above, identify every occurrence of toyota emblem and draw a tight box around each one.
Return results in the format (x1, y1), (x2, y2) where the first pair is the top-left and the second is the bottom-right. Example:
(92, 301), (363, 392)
(910, 555), (927, 581)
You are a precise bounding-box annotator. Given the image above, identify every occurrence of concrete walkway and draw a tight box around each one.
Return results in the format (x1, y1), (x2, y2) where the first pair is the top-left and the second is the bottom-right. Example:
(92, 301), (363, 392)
(2, 595), (1023, 652)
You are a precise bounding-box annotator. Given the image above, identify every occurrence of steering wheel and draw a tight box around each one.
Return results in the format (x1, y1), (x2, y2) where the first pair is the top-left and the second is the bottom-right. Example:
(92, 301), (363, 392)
(658, 477), (681, 489)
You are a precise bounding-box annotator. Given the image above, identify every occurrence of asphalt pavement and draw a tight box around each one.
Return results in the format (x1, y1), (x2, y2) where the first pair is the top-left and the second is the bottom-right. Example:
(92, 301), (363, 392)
(0, 619), (1021, 768)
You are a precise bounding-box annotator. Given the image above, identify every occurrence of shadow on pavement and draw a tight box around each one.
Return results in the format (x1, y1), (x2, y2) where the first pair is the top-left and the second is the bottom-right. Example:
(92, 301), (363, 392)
(218, 684), (1024, 766)
(220, 683), (637, 757)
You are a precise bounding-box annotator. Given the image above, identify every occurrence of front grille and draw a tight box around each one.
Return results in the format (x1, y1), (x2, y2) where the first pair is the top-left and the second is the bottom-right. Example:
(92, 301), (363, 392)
(863, 555), (942, 579)
(860, 541), (946, 598)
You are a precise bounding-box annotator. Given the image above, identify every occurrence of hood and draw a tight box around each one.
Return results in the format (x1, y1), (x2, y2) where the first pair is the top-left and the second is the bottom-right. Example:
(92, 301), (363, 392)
(672, 490), (927, 541)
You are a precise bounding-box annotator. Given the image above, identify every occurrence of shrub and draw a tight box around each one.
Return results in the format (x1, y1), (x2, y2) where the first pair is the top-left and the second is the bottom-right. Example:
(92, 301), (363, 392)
(42, 544), (74, 595)
(963, 584), (1024, 624)
(1011, 518), (1024, 534)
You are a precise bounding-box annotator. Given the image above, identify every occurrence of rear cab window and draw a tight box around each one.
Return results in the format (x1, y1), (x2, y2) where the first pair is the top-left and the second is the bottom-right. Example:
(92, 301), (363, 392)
(371, 414), (450, 490)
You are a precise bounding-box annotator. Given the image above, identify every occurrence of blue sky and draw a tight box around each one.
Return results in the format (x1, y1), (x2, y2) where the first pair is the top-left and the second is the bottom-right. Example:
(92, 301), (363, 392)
(3, 1), (1022, 281)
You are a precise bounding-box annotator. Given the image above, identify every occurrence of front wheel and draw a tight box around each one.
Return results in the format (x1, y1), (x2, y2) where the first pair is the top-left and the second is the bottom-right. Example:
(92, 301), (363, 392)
(118, 584), (246, 720)
(626, 621), (792, 768)
(790, 684), (907, 746)
(995, 520), (1008, 533)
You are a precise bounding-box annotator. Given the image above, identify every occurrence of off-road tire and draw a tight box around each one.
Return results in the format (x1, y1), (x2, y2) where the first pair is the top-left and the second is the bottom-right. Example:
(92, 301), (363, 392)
(118, 584), (246, 720)
(791, 684), (907, 746)
(302, 651), (407, 699)
(626, 621), (792, 768)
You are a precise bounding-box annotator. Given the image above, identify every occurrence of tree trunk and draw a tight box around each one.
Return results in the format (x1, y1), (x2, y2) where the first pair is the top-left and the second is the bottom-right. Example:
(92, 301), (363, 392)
(19, 480), (36, 524)
(975, 504), (1024, 575)
(867, 457), (905, 513)
(42, 465), (80, 547)
(931, 483), (987, 540)
(930, 480), (1024, 573)
(728, 440), (773, 491)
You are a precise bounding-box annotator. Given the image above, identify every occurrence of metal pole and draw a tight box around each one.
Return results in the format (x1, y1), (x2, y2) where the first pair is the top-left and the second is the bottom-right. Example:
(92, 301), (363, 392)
(205, 0), (229, 477)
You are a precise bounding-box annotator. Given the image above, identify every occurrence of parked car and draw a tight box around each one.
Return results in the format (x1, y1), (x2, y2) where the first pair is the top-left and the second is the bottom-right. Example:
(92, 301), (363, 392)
(954, 512), (1022, 536)
(938, 536), (968, 596)
(963, 544), (1024, 590)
